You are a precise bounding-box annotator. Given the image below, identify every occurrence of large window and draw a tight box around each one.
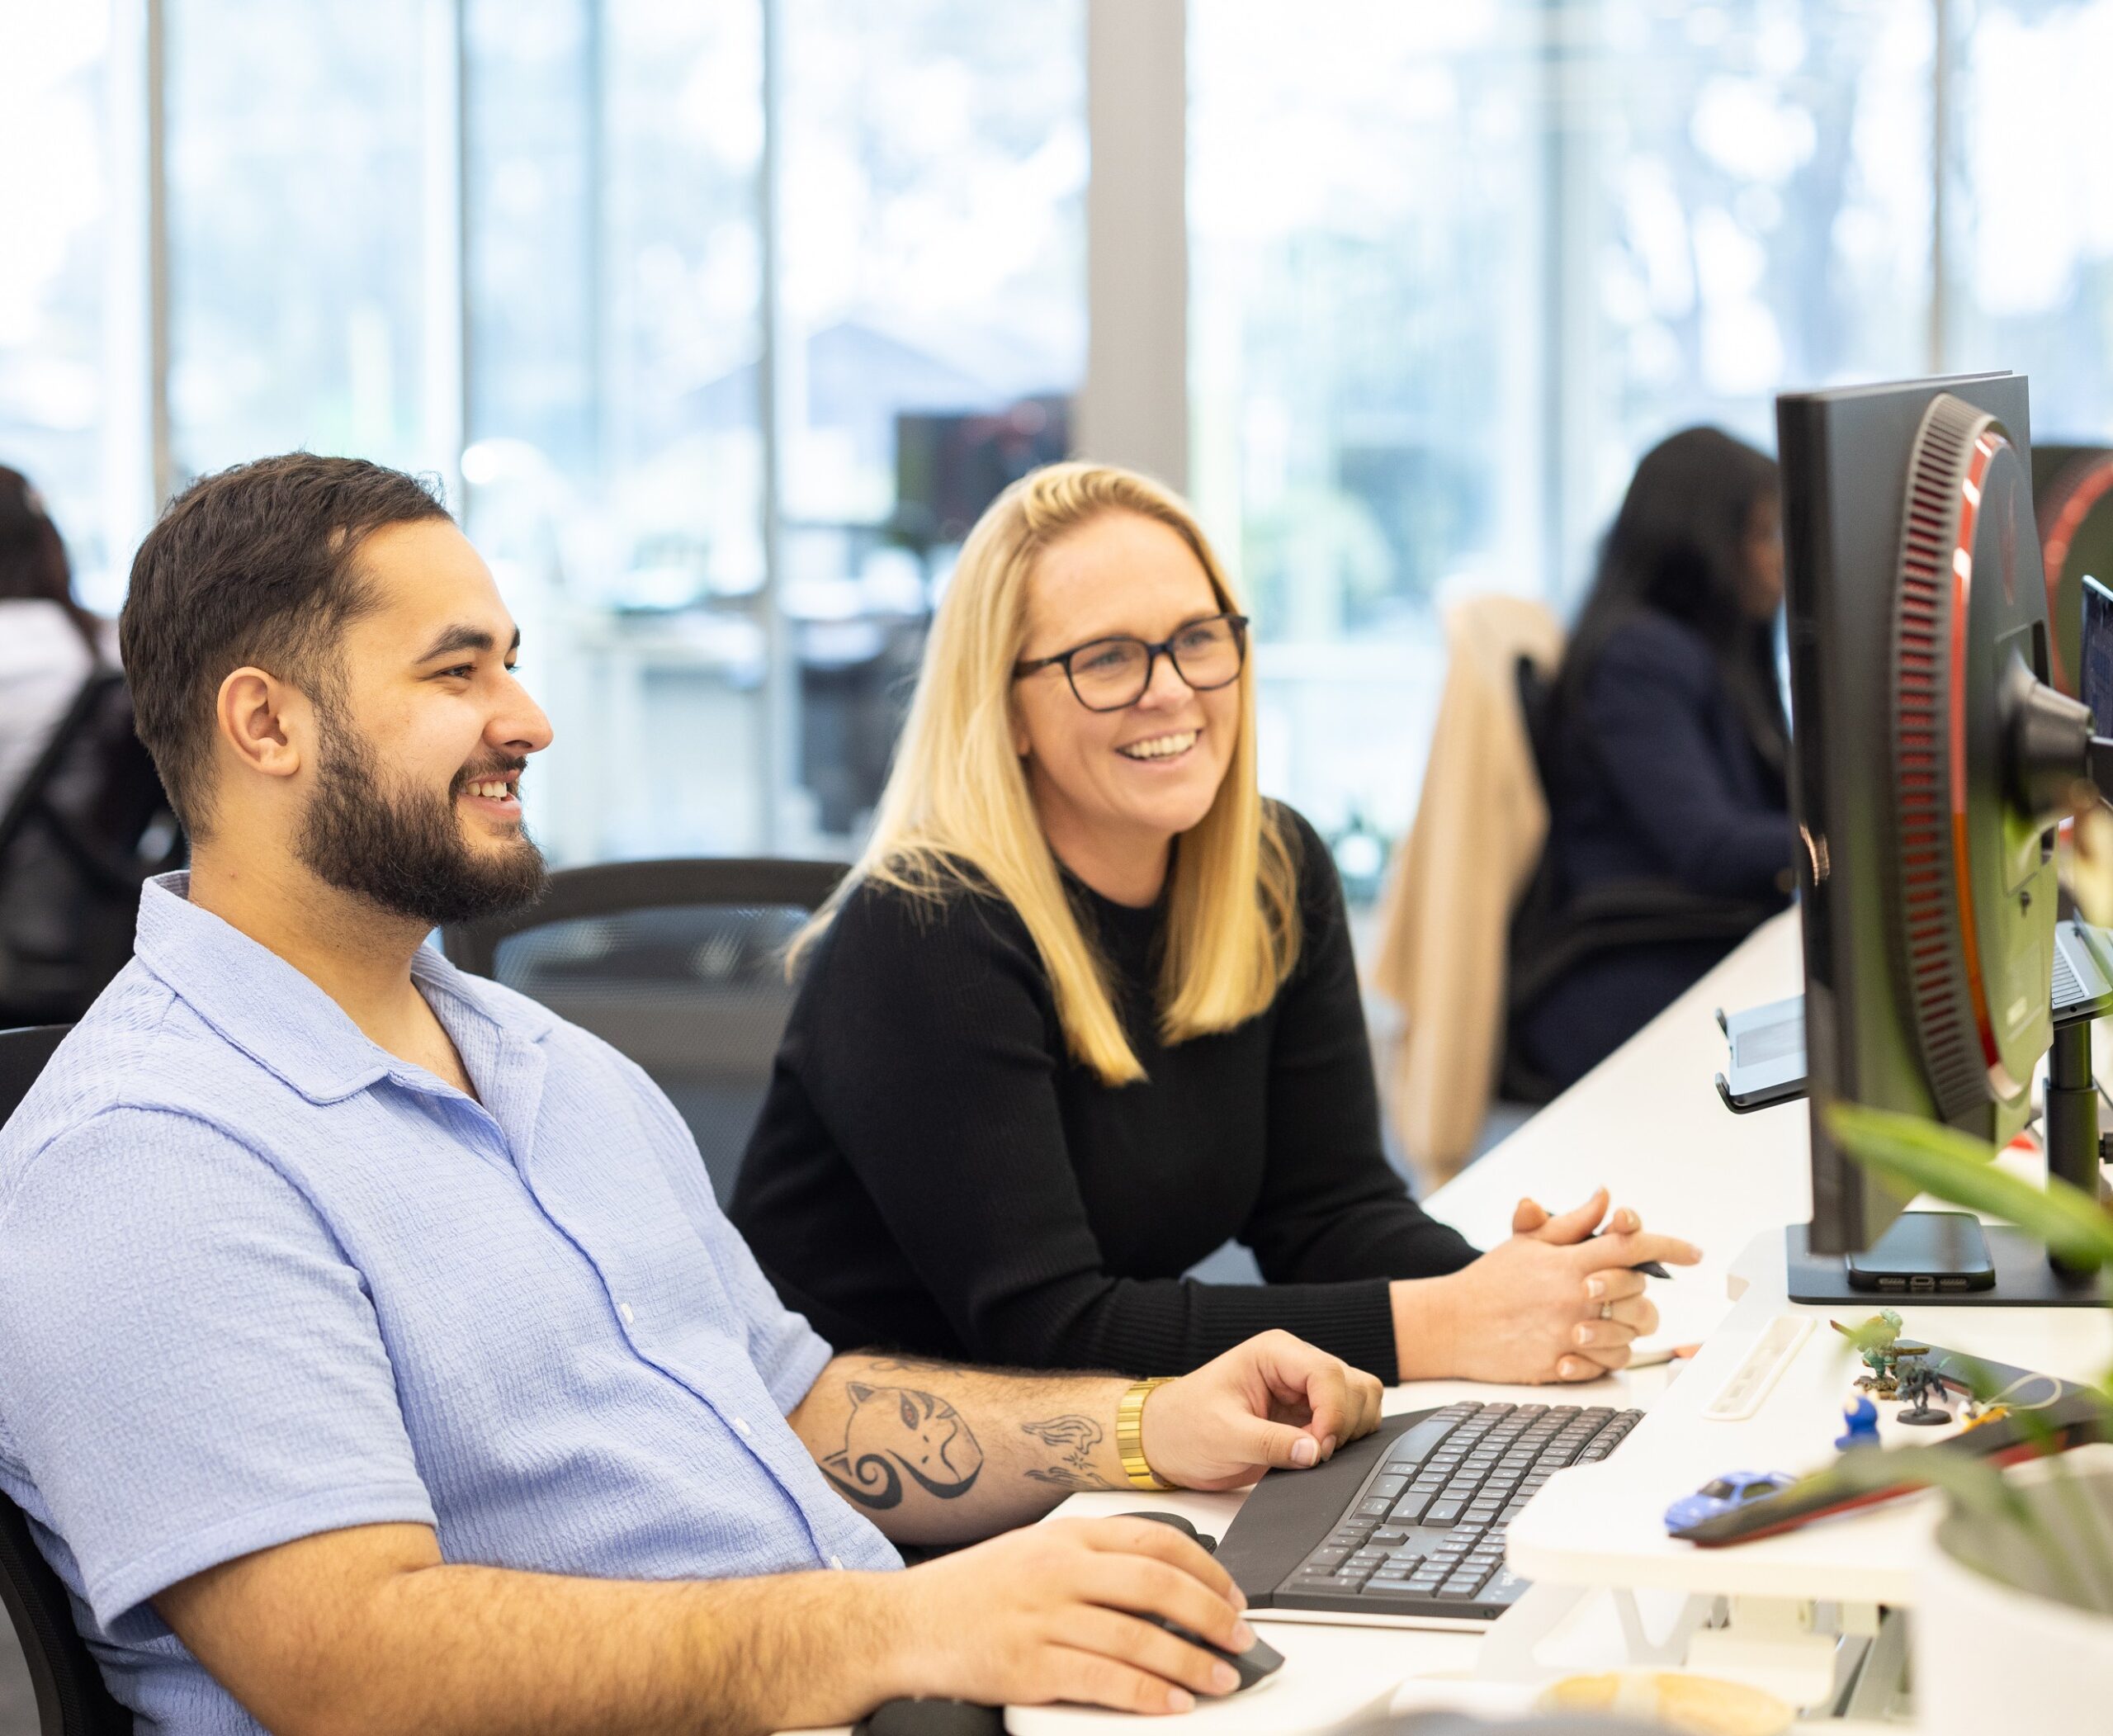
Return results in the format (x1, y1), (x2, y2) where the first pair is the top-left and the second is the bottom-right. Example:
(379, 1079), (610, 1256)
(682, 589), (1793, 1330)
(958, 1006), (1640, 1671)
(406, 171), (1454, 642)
(775, 0), (1084, 842)
(12, 0), (2113, 875)
(1946, 0), (2113, 442)
(456, 0), (1083, 863)
(1190, 0), (1543, 838)
(165, 0), (442, 480)
(465, 0), (768, 863)
(1581, 0), (1935, 511)
(0, 6), (125, 603)
(1189, 0), (1975, 842)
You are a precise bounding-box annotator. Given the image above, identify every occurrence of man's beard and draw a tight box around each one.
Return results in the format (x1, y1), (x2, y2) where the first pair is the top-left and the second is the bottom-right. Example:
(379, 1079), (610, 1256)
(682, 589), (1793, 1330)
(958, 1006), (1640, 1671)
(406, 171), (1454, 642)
(295, 712), (548, 929)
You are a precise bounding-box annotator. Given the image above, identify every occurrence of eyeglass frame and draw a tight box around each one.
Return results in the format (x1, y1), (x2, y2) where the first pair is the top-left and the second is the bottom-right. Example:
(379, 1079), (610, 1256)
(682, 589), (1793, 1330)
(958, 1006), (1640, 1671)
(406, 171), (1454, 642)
(1010, 613), (1251, 712)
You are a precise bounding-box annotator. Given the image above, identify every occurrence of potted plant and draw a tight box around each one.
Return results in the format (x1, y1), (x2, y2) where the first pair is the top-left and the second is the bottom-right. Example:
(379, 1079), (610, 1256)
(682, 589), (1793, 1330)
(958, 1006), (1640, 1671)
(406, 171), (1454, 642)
(1819, 1101), (2113, 1735)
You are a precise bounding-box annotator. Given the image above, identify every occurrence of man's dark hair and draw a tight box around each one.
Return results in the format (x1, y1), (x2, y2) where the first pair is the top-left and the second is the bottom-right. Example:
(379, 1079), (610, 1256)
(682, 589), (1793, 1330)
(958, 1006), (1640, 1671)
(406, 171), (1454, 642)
(121, 454), (451, 835)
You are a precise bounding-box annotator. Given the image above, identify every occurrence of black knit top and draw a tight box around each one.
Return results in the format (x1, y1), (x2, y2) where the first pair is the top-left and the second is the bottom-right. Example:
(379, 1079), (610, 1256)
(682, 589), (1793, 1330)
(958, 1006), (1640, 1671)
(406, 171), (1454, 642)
(729, 809), (1479, 1381)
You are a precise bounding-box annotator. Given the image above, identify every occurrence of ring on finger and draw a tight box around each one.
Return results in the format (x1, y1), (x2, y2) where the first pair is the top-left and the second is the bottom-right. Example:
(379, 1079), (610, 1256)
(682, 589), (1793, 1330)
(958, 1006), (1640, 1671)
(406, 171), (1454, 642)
(1598, 1301), (1614, 1321)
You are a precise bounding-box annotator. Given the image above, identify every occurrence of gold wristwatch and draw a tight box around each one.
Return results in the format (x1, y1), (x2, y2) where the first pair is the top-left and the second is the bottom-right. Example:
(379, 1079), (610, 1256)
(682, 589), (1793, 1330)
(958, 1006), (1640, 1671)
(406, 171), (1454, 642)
(1116, 1377), (1175, 1490)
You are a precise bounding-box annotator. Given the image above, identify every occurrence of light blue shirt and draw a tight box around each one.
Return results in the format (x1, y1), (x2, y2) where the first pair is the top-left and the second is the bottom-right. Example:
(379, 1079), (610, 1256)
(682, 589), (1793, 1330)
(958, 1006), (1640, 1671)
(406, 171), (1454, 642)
(0, 873), (898, 1734)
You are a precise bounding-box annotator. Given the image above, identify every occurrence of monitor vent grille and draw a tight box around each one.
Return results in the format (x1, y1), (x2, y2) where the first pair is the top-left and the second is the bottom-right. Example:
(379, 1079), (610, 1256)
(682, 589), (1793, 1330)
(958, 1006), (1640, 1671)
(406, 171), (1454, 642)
(1888, 393), (1989, 1122)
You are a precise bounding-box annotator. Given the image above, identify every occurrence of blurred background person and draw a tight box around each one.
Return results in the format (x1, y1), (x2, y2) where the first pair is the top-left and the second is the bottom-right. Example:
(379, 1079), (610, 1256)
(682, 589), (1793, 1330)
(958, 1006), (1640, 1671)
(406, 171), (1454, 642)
(1509, 428), (1794, 1094)
(0, 464), (176, 1026)
(0, 467), (111, 811)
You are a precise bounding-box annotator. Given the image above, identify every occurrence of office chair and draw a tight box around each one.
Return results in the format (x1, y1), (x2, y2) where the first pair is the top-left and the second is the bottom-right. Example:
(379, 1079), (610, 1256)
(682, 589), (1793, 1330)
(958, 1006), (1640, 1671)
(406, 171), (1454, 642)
(442, 859), (848, 1201)
(0, 670), (184, 1027)
(1499, 656), (1775, 1103)
(0, 1023), (133, 1736)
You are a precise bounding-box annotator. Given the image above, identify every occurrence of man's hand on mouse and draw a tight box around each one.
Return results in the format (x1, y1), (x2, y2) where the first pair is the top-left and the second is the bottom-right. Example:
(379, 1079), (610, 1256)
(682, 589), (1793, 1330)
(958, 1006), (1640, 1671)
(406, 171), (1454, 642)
(1392, 1189), (1703, 1384)
(1138, 1329), (1386, 1492)
(883, 1515), (1255, 1715)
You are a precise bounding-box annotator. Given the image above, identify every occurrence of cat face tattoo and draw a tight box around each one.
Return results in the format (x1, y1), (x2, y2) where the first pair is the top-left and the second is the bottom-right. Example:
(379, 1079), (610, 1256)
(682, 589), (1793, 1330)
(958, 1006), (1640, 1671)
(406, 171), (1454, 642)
(820, 1383), (985, 1510)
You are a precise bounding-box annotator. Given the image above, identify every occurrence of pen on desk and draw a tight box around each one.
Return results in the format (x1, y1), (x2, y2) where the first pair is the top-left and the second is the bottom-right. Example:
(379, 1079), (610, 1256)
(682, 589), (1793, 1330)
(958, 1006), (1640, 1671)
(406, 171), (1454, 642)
(1587, 1228), (1672, 1280)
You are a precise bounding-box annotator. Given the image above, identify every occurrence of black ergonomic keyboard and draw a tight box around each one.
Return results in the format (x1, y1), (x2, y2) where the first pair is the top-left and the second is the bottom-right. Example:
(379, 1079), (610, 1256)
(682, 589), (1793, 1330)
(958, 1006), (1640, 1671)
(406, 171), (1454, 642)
(1216, 1400), (1642, 1625)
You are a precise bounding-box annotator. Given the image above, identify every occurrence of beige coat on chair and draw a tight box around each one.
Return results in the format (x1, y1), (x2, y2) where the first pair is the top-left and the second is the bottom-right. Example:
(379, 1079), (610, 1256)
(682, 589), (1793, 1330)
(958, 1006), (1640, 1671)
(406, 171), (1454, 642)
(1372, 595), (1564, 1189)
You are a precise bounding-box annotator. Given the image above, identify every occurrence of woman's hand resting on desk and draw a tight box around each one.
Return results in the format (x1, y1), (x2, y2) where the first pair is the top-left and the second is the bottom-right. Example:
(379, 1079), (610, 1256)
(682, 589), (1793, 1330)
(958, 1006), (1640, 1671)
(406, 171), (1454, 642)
(1389, 1190), (1702, 1384)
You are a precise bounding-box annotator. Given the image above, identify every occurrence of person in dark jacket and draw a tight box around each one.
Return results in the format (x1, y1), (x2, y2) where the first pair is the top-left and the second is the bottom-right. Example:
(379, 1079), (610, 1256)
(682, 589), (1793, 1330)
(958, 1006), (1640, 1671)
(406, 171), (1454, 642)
(732, 462), (1698, 1385)
(1515, 427), (1794, 1091)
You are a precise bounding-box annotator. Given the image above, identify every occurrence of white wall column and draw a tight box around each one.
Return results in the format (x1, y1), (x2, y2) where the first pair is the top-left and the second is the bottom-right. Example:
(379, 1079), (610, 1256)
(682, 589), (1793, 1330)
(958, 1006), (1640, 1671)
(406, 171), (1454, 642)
(1079, 0), (1188, 493)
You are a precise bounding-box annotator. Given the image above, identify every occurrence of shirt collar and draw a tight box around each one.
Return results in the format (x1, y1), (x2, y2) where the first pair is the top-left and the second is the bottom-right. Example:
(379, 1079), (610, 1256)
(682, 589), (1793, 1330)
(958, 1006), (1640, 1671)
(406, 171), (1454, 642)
(132, 873), (551, 1105)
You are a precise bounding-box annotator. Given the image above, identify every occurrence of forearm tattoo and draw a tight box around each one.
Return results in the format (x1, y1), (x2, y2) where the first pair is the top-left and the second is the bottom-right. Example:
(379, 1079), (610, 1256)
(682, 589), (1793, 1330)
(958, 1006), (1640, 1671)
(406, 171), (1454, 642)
(1020, 1414), (1120, 1491)
(820, 1384), (984, 1510)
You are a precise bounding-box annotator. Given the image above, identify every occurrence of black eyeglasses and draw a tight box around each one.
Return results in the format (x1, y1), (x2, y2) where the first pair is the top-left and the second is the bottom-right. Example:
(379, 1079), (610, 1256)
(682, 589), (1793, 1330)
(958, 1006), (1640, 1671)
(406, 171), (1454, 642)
(1012, 613), (1250, 712)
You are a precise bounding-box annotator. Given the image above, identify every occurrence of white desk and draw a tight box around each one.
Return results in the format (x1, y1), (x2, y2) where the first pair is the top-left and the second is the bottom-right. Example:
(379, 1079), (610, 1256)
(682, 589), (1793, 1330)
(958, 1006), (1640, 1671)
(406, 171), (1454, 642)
(786, 911), (2084, 1730)
(1002, 914), (1812, 1731)
(1014, 907), (2111, 1732)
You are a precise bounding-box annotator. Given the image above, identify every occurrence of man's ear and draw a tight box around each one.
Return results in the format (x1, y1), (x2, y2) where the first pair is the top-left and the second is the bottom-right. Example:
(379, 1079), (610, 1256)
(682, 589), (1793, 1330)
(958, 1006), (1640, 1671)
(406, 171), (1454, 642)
(215, 666), (309, 785)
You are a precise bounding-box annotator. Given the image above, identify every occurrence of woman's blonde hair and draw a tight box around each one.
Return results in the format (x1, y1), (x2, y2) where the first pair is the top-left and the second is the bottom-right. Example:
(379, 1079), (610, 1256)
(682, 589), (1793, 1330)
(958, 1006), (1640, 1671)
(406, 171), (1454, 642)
(794, 461), (1302, 1086)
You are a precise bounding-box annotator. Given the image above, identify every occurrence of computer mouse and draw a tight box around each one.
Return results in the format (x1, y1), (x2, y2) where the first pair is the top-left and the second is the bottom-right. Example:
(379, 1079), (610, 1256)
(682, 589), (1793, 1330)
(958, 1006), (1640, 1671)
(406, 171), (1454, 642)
(853, 1697), (1005, 1736)
(1137, 1613), (1285, 1692)
(1123, 1511), (1274, 1687)
(1123, 1508), (1219, 1554)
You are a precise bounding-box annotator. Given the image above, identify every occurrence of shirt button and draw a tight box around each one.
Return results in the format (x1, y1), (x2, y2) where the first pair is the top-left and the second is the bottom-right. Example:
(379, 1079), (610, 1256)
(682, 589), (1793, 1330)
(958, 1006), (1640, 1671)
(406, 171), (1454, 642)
(732, 1416), (753, 1438)
(618, 1303), (636, 1327)
(829, 1555), (844, 1570)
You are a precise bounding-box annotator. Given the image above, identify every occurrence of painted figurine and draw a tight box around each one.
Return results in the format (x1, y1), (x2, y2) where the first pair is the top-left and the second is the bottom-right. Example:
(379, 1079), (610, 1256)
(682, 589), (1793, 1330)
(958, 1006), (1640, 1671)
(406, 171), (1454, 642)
(1834, 1395), (1881, 1450)
(1851, 1308), (1907, 1397)
(1895, 1363), (1953, 1426)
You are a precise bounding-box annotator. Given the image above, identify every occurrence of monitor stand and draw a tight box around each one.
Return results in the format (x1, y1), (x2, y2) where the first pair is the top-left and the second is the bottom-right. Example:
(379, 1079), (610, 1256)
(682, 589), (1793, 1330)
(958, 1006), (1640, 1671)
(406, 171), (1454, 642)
(1787, 984), (2112, 1306)
(1786, 1215), (2106, 1306)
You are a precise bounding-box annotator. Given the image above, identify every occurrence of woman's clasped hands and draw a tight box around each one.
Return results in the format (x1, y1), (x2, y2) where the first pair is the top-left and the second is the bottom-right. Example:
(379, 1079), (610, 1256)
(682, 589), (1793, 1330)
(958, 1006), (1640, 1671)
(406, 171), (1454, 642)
(1391, 1188), (1702, 1384)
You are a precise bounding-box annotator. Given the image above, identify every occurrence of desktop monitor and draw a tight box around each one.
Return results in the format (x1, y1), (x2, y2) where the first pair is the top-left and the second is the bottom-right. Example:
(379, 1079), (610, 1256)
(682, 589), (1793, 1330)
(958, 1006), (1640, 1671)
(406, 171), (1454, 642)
(1778, 372), (2109, 1299)
(2033, 442), (2113, 697)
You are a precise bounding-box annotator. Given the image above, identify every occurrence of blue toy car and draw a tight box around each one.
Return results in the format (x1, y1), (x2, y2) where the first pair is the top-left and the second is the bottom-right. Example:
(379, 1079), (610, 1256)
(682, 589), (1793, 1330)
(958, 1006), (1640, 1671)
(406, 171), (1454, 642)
(1663, 1470), (1796, 1533)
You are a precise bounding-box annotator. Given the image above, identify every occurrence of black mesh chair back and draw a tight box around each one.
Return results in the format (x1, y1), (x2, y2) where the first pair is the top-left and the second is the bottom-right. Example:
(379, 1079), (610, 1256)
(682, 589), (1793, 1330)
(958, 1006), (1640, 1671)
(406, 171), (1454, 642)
(0, 1024), (132, 1736)
(443, 859), (848, 1201)
(0, 670), (185, 1027)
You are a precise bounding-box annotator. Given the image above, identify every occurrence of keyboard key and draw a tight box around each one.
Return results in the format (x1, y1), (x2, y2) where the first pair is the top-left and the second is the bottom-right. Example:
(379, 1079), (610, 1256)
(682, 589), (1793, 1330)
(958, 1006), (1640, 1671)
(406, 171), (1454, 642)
(1384, 1415), (1466, 1466)
(1391, 1495), (1432, 1524)
(1284, 1564), (1368, 1590)
(1435, 1580), (1481, 1600)
(1368, 1474), (1408, 1500)
(1357, 1497), (1394, 1520)
(1425, 1499), (1465, 1526)
(1371, 1526), (1408, 1545)
(1307, 1546), (1350, 1567)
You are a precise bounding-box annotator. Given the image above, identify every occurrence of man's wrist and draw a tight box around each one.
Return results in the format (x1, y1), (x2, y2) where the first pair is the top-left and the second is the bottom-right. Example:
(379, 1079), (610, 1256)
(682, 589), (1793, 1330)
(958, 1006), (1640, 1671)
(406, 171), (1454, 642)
(1116, 1378), (1177, 1490)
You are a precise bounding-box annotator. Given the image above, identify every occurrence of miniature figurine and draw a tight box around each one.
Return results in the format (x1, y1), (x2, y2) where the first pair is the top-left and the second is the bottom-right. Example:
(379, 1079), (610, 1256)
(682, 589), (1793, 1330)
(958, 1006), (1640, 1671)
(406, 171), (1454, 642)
(1957, 1402), (2010, 1436)
(1834, 1395), (1881, 1450)
(1895, 1363), (1954, 1426)
(1851, 1308), (1907, 1397)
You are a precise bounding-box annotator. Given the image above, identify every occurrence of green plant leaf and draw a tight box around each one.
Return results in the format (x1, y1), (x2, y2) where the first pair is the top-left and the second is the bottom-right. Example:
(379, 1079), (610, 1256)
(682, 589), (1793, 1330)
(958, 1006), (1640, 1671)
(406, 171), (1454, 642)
(1796, 1444), (2101, 1606)
(1824, 1102), (2113, 1270)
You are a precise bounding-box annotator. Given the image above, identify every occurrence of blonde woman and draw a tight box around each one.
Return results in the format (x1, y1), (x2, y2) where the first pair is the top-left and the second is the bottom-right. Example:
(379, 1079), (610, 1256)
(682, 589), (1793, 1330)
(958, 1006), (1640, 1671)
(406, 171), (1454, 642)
(730, 463), (1699, 1384)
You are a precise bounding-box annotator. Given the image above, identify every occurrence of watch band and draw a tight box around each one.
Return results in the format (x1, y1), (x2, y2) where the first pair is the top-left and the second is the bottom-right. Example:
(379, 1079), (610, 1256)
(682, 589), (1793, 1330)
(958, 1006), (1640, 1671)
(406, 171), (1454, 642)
(1116, 1377), (1175, 1491)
